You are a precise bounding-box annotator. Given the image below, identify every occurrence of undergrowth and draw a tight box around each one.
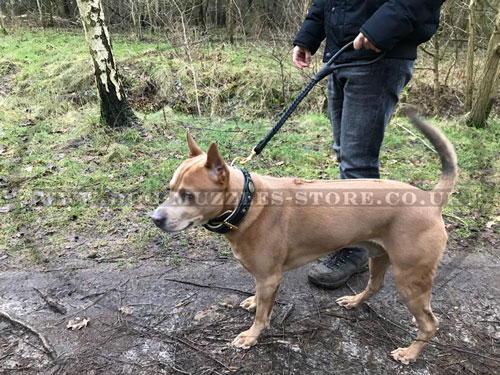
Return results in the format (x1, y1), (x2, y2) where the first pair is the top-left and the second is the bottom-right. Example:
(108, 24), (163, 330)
(0, 29), (498, 263)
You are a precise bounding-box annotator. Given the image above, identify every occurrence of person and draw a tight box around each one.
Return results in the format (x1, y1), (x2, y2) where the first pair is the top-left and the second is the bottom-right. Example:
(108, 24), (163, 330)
(292, 1), (445, 289)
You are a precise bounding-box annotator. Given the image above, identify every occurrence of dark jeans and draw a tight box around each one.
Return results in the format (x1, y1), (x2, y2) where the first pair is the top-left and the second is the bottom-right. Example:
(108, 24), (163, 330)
(328, 58), (414, 179)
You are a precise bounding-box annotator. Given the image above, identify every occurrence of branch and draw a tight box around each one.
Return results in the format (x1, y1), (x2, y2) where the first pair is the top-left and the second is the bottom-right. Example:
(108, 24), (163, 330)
(0, 310), (57, 359)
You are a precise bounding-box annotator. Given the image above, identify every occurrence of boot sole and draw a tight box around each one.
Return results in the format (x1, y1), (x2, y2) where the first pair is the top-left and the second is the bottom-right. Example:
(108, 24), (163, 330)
(308, 263), (369, 290)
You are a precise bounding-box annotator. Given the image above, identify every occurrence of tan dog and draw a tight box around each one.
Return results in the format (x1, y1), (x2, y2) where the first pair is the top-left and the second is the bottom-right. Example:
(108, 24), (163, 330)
(151, 115), (457, 364)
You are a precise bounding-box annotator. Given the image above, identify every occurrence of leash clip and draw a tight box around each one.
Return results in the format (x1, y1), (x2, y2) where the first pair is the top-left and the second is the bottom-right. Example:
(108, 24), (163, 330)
(231, 149), (257, 167)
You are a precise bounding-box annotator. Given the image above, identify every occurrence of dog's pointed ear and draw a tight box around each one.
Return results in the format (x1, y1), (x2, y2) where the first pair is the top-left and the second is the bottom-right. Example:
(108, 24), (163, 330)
(205, 142), (228, 184)
(186, 129), (203, 158)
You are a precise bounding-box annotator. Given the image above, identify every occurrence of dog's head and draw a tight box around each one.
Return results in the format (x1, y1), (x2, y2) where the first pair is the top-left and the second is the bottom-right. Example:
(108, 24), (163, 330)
(150, 130), (230, 232)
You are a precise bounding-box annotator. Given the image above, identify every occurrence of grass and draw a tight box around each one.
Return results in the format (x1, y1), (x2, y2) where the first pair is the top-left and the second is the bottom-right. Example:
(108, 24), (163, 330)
(0, 29), (498, 263)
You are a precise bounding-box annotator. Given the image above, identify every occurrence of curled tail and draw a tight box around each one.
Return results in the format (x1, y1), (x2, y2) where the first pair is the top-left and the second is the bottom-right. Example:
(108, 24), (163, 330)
(408, 113), (457, 206)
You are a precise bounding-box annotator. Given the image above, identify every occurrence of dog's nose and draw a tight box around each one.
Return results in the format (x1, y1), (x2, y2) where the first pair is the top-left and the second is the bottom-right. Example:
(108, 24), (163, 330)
(150, 212), (167, 228)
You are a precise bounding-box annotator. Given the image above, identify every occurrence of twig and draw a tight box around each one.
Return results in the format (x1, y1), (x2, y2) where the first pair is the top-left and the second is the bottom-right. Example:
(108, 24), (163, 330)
(0, 310), (56, 359)
(392, 121), (437, 154)
(277, 303), (295, 326)
(162, 277), (253, 297)
(346, 284), (411, 335)
(62, 278), (130, 322)
(307, 283), (322, 320)
(162, 277), (288, 306)
(167, 363), (192, 375)
(320, 310), (353, 321)
(33, 287), (67, 315)
(443, 213), (469, 228)
(169, 335), (231, 371)
(172, 0), (201, 116)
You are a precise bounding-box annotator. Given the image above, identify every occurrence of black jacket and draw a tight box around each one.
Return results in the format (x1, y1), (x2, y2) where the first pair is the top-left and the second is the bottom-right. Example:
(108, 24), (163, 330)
(293, 0), (445, 62)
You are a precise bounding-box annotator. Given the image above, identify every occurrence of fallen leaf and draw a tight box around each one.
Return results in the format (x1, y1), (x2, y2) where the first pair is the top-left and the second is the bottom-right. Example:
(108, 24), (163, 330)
(118, 306), (134, 315)
(67, 317), (89, 330)
(486, 216), (500, 229)
(0, 204), (12, 213)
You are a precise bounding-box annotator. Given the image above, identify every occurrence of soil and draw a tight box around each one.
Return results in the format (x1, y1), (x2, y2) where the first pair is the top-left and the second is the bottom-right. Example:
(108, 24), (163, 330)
(0, 225), (499, 375)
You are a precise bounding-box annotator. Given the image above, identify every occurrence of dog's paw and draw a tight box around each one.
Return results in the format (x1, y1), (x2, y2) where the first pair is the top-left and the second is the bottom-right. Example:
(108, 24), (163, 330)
(240, 296), (257, 312)
(232, 330), (258, 349)
(336, 295), (362, 309)
(391, 347), (417, 365)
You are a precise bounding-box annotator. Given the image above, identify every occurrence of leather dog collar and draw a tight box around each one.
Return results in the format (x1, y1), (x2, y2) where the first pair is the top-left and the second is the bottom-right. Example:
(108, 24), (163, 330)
(203, 167), (255, 234)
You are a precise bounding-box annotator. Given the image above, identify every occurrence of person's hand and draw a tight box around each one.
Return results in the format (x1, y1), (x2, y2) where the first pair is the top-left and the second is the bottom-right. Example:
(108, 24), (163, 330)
(353, 33), (381, 53)
(293, 45), (312, 69)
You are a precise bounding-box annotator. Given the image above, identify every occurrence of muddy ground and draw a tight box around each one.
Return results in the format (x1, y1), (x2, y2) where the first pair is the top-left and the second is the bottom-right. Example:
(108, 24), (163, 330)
(0, 225), (499, 375)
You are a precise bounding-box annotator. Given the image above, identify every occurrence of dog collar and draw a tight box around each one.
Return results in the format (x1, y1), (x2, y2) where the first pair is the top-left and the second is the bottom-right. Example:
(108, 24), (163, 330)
(203, 167), (255, 234)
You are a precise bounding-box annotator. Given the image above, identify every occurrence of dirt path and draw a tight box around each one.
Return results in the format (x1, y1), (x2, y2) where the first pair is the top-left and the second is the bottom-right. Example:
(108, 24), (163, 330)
(0, 230), (499, 375)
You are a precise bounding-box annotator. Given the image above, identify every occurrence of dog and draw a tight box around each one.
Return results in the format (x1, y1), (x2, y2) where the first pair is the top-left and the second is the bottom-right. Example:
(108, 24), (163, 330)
(150, 114), (457, 364)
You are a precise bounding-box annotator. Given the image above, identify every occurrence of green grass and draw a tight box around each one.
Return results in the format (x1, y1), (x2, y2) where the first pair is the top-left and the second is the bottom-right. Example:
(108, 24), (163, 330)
(0, 29), (499, 262)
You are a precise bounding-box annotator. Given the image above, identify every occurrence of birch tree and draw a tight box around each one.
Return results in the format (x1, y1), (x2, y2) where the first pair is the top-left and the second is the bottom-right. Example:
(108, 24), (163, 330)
(76, 0), (135, 127)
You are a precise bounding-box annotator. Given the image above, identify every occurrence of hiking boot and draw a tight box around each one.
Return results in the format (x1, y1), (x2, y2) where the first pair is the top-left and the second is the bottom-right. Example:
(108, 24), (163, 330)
(308, 247), (369, 289)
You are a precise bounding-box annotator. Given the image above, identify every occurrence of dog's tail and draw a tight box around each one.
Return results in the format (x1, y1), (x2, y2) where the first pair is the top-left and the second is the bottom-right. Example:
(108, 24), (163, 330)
(408, 113), (457, 206)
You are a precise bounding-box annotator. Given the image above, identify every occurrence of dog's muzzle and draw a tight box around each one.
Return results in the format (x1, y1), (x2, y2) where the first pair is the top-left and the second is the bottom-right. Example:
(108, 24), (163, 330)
(149, 212), (167, 229)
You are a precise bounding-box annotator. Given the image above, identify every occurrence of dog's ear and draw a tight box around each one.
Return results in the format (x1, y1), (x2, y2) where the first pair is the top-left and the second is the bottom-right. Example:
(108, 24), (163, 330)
(205, 142), (228, 185)
(186, 129), (203, 158)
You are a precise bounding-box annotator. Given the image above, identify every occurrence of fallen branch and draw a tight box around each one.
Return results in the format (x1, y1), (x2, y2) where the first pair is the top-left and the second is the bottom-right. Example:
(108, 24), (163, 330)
(443, 213), (469, 228)
(0, 310), (56, 359)
(33, 287), (67, 315)
(162, 277), (253, 297)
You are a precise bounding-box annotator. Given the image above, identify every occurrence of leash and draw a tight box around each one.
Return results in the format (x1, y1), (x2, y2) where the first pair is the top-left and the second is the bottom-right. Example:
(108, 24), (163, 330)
(231, 41), (386, 166)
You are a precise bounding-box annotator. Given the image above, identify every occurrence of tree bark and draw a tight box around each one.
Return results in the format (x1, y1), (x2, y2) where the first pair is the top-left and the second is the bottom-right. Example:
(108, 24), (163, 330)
(76, 0), (135, 128)
(0, 6), (7, 35)
(465, 0), (477, 112)
(35, 0), (44, 27)
(466, 7), (500, 128)
(226, 0), (234, 44)
(433, 33), (440, 114)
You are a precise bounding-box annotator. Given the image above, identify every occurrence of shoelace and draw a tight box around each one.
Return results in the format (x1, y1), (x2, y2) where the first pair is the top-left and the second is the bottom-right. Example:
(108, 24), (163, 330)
(324, 249), (352, 269)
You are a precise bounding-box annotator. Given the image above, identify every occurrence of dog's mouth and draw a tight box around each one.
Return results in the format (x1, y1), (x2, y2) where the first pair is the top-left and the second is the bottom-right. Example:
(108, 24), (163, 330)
(163, 221), (194, 233)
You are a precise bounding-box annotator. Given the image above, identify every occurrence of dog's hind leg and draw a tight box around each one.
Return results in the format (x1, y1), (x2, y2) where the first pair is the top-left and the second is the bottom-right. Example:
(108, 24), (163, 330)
(336, 253), (390, 308)
(390, 263), (439, 364)
(232, 273), (282, 349)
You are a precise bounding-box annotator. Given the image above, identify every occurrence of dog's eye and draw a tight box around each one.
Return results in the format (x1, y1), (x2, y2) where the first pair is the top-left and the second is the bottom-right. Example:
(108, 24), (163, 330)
(181, 192), (194, 202)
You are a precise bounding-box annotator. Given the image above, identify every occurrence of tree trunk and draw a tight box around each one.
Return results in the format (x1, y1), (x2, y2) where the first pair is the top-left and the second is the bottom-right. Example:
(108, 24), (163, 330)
(195, 0), (205, 29)
(466, 8), (500, 128)
(465, 0), (477, 112)
(47, 0), (54, 27)
(9, 0), (15, 21)
(433, 33), (440, 114)
(59, 0), (72, 19)
(226, 0), (234, 44)
(35, 0), (44, 26)
(0, 6), (7, 35)
(76, 0), (135, 128)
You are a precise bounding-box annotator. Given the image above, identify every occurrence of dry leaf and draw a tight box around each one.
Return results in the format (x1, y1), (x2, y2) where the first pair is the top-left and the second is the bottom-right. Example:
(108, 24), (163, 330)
(486, 216), (500, 229)
(67, 317), (89, 330)
(0, 204), (12, 213)
(118, 306), (134, 315)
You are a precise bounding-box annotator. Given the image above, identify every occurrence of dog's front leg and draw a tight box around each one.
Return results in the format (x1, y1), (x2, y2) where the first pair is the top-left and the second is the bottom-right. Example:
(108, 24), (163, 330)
(232, 273), (282, 349)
